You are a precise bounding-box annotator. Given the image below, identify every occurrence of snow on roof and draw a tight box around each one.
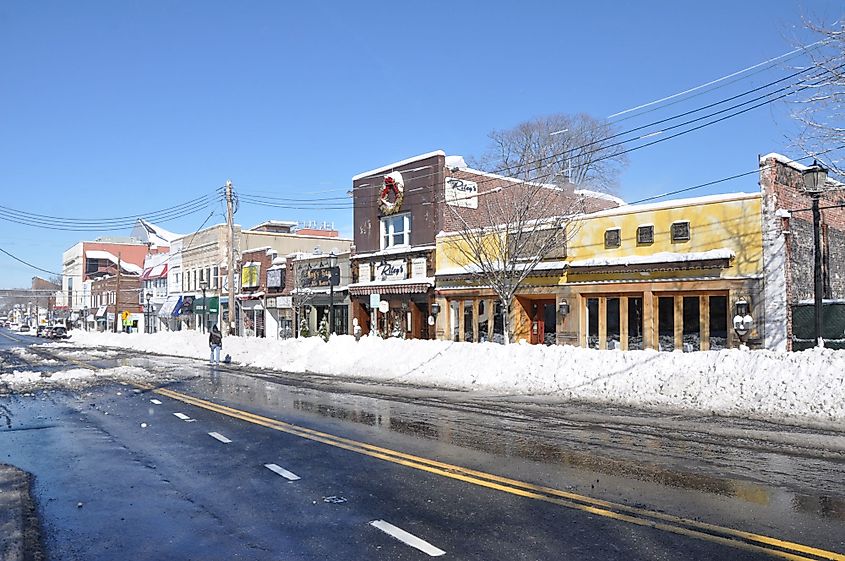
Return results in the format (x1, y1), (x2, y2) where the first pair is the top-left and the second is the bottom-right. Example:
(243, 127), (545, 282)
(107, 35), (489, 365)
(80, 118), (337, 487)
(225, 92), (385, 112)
(436, 260), (568, 276)
(352, 150), (445, 181)
(460, 167), (557, 189)
(84, 250), (143, 274)
(570, 248), (735, 268)
(445, 155), (467, 170)
(574, 189), (626, 206)
(581, 192), (761, 220)
(135, 219), (182, 246)
(760, 153), (812, 172)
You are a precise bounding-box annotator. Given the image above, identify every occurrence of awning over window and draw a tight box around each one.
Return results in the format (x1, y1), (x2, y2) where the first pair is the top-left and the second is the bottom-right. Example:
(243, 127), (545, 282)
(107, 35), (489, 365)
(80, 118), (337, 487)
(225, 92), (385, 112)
(158, 295), (183, 318)
(95, 306), (108, 318)
(193, 296), (219, 314)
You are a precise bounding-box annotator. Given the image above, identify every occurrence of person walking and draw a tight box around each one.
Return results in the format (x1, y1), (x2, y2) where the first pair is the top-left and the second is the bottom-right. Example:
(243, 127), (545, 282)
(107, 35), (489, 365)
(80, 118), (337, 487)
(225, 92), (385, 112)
(209, 324), (222, 365)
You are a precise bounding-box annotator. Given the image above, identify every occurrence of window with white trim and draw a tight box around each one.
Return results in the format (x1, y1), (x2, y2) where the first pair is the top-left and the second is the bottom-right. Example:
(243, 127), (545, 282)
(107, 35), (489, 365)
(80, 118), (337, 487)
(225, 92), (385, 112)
(380, 213), (411, 249)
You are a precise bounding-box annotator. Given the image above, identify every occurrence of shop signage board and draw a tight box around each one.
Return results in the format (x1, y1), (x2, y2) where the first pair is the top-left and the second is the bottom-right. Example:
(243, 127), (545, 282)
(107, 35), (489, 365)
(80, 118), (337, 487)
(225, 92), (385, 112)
(359, 262), (371, 283)
(445, 177), (478, 209)
(279, 296), (293, 308)
(369, 293), (380, 309)
(266, 297), (276, 308)
(411, 257), (427, 279)
(300, 266), (340, 288)
(376, 259), (405, 282)
(267, 268), (283, 289)
(378, 300), (389, 314)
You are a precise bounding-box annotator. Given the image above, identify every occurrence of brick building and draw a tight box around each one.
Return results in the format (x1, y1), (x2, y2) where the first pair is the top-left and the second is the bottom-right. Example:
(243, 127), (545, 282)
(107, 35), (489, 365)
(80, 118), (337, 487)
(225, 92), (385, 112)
(349, 150), (620, 339)
(760, 153), (845, 350)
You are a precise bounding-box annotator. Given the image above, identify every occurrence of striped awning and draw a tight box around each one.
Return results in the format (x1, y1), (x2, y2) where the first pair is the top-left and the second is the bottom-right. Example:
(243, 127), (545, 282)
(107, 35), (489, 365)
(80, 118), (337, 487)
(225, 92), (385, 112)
(348, 282), (432, 296)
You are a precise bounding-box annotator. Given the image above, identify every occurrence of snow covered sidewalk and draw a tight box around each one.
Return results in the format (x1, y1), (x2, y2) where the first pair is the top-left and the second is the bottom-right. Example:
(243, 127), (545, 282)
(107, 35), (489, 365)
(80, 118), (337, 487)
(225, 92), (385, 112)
(53, 330), (845, 427)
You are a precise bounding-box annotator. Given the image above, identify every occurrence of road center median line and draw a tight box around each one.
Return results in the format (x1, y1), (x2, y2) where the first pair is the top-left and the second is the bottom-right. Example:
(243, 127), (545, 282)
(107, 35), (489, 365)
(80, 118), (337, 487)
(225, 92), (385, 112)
(134, 382), (843, 561)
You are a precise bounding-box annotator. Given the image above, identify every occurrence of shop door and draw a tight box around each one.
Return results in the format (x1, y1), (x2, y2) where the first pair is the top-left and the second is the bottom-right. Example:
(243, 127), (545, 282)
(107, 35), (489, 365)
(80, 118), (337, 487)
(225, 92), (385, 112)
(531, 300), (556, 345)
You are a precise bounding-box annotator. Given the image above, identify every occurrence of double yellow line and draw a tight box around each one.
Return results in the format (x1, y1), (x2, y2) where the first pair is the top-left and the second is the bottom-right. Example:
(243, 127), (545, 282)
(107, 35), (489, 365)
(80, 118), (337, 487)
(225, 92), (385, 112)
(135, 382), (843, 561)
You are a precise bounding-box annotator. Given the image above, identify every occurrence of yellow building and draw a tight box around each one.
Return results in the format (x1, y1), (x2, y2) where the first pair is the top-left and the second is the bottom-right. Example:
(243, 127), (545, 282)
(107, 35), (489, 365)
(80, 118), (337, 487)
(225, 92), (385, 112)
(434, 192), (765, 351)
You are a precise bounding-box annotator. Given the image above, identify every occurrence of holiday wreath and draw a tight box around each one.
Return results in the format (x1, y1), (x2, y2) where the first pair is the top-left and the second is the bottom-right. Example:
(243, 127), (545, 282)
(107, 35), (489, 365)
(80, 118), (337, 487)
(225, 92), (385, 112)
(379, 171), (405, 215)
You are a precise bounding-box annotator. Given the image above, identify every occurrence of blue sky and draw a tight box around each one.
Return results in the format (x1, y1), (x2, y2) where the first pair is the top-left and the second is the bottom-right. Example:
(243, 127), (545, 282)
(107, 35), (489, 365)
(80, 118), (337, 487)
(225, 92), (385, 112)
(0, 1), (842, 288)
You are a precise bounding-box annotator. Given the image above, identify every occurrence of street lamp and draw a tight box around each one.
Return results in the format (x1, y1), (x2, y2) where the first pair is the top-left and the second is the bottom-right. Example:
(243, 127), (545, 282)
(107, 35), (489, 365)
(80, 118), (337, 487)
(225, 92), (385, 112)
(199, 280), (208, 334)
(145, 292), (153, 334)
(328, 251), (338, 336)
(802, 160), (829, 347)
(83, 306), (89, 332)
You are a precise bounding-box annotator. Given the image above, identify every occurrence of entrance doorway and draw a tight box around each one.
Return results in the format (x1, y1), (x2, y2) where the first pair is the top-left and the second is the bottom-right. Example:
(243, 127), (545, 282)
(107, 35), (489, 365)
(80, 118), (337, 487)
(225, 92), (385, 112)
(530, 299), (557, 345)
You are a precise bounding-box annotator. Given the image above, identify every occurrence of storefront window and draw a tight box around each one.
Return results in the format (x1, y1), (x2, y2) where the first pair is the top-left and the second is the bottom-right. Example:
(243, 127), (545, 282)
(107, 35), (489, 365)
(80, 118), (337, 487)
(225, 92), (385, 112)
(683, 296), (701, 351)
(478, 300), (489, 343)
(492, 301), (504, 344)
(543, 303), (556, 345)
(606, 298), (620, 349)
(627, 297), (643, 350)
(451, 302), (460, 342)
(464, 301), (474, 342)
(658, 297), (675, 351)
(586, 298), (599, 349)
(709, 295), (728, 350)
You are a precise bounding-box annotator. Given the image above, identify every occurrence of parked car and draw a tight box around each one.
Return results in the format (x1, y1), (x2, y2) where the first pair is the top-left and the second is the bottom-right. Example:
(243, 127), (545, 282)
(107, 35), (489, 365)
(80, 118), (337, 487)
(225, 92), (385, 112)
(47, 326), (70, 339)
(19, 324), (30, 333)
(36, 325), (47, 337)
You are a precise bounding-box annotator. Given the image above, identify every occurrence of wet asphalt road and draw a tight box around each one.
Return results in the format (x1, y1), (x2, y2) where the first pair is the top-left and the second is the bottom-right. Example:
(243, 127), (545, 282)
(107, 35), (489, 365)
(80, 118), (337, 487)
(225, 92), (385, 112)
(1, 330), (844, 560)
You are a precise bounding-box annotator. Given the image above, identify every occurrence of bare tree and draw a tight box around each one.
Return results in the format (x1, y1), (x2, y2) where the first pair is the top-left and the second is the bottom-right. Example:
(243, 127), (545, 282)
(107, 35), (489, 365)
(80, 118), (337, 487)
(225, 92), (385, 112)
(792, 20), (845, 176)
(443, 177), (584, 345)
(471, 113), (628, 192)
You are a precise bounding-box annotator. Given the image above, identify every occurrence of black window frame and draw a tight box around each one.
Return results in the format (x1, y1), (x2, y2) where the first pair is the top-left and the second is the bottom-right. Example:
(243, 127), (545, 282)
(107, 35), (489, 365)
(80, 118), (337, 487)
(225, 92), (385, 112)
(604, 228), (621, 249)
(671, 221), (691, 242)
(636, 225), (654, 245)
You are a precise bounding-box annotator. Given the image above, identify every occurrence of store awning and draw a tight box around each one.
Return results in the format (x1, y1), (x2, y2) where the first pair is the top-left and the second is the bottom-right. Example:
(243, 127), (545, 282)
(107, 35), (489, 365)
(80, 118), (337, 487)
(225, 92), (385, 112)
(193, 296), (219, 314)
(348, 281), (432, 296)
(95, 306), (108, 318)
(158, 295), (182, 318)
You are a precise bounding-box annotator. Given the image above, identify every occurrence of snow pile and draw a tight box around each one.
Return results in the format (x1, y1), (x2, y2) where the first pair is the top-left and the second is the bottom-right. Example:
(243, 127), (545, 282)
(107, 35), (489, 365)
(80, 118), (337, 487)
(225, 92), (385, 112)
(61, 331), (845, 425)
(0, 366), (154, 393)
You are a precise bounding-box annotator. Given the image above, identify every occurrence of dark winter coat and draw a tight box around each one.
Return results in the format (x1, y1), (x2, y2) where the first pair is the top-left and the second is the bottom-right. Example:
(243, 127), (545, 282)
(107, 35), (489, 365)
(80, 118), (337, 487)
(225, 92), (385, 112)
(209, 329), (222, 347)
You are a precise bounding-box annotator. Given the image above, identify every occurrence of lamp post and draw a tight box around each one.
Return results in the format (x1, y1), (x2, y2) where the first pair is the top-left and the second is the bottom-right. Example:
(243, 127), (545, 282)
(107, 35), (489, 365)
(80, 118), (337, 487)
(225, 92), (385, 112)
(199, 280), (208, 334)
(83, 306), (88, 332)
(145, 292), (153, 334)
(802, 160), (829, 347)
(328, 251), (337, 336)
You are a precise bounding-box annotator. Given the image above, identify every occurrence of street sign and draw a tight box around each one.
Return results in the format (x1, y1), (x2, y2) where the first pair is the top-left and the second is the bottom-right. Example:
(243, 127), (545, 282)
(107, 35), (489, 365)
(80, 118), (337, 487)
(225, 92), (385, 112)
(369, 293), (380, 309)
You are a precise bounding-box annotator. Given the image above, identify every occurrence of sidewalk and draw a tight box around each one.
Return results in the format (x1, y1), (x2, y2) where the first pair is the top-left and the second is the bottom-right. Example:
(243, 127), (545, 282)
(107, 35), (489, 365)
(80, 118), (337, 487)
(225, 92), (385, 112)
(0, 464), (43, 561)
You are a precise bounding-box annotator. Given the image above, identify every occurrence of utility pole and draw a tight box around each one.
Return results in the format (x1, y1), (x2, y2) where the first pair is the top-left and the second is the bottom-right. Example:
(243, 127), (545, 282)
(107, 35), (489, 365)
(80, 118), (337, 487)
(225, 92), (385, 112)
(114, 253), (121, 333)
(226, 179), (235, 337)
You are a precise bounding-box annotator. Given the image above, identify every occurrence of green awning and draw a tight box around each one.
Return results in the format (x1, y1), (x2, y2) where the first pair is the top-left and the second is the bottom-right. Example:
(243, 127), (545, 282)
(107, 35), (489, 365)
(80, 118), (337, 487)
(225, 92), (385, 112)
(193, 296), (219, 314)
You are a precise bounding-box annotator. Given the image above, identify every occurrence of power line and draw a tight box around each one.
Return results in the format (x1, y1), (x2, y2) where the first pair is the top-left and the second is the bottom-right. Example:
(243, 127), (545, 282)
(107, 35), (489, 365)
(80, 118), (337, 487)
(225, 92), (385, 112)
(607, 38), (829, 119)
(0, 246), (63, 276)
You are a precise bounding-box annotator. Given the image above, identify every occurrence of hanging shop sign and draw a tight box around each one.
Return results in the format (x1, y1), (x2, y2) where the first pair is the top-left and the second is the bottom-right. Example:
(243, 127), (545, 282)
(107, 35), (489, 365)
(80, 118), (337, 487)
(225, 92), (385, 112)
(369, 293), (380, 309)
(445, 177), (478, 209)
(375, 259), (406, 282)
(378, 171), (404, 215)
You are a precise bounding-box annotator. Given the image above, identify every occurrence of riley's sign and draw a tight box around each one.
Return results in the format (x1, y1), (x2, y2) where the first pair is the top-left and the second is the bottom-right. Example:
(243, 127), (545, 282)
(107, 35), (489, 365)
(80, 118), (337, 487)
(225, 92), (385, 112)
(376, 259), (406, 281)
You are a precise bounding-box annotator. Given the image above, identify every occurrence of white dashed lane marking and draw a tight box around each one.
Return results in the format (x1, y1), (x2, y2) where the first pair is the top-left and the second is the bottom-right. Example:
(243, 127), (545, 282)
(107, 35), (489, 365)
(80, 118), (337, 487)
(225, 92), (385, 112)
(150, 399), (162, 405)
(264, 463), (301, 481)
(369, 520), (446, 557)
(173, 412), (193, 421)
(208, 432), (232, 444)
